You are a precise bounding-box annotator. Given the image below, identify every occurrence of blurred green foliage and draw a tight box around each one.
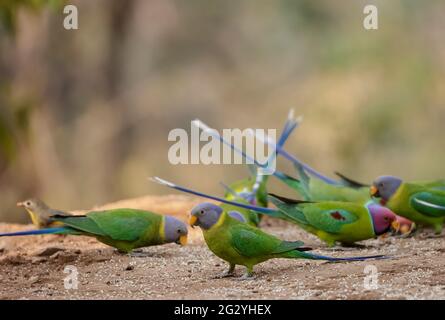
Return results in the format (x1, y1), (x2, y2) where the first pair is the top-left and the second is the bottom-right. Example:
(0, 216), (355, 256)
(0, 0), (63, 34)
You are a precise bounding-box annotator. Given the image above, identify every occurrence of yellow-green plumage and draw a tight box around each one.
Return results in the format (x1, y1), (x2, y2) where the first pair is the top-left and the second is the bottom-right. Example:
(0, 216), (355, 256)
(385, 183), (445, 233)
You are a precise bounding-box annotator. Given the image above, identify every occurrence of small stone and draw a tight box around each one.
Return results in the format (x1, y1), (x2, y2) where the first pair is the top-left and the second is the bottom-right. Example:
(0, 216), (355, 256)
(50, 251), (77, 263)
(35, 247), (65, 257)
(125, 265), (134, 271)
(31, 257), (48, 264)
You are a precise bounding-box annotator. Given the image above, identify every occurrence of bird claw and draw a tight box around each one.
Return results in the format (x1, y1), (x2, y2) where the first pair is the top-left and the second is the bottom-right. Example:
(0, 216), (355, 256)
(213, 271), (235, 279)
(128, 251), (152, 258)
(237, 273), (256, 281)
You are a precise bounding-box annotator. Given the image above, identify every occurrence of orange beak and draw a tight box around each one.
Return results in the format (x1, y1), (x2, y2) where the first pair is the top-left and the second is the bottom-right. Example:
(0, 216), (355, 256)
(189, 215), (198, 227)
(179, 235), (188, 246)
(391, 220), (400, 233)
(16, 202), (24, 207)
(370, 186), (378, 197)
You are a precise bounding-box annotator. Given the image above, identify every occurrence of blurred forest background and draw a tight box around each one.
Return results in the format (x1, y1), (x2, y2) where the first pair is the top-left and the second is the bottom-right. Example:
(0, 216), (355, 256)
(1, 0), (444, 223)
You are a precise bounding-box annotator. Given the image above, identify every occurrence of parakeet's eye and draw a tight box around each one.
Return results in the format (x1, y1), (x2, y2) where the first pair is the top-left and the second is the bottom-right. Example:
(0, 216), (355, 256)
(200, 210), (204, 215)
(177, 229), (181, 233)
(26, 201), (31, 206)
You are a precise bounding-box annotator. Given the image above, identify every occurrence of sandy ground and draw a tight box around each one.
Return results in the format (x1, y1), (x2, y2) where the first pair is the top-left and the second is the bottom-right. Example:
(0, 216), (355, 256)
(0, 195), (444, 300)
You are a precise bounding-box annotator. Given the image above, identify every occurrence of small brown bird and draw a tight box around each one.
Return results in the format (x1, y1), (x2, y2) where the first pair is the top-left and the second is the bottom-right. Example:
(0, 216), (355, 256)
(17, 198), (73, 229)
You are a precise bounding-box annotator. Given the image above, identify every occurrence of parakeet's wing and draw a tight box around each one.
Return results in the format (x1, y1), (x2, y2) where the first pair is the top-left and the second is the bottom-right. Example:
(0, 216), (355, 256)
(56, 209), (158, 241)
(410, 191), (445, 217)
(88, 209), (159, 241)
(51, 215), (107, 236)
(303, 207), (360, 234)
(230, 226), (282, 257)
(269, 194), (359, 234)
(230, 225), (306, 257)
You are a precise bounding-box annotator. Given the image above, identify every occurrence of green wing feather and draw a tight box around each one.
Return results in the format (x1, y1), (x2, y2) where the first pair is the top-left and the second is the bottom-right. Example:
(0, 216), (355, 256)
(269, 195), (360, 234)
(410, 191), (445, 218)
(303, 206), (359, 234)
(230, 226), (281, 257)
(56, 209), (159, 241)
(87, 209), (159, 241)
(52, 216), (107, 236)
(268, 195), (311, 225)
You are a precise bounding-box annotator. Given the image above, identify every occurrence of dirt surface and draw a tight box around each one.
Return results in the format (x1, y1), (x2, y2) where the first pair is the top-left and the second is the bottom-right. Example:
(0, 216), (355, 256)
(0, 195), (444, 300)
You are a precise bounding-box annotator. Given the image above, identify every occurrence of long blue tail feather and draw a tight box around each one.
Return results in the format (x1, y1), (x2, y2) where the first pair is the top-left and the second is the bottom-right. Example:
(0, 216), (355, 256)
(150, 177), (277, 214)
(301, 252), (387, 261)
(192, 114), (338, 185)
(0, 227), (68, 237)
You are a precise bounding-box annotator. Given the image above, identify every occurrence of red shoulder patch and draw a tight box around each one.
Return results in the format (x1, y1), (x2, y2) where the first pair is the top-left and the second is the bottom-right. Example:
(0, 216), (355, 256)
(330, 211), (346, 221)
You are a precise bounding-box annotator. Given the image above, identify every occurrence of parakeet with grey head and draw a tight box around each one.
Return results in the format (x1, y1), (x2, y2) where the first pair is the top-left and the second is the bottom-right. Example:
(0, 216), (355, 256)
(17, 198), (73, 228)
(190, 202), (386, 279)
(0, 207), (188, 253)
(371, 175), (445, 234)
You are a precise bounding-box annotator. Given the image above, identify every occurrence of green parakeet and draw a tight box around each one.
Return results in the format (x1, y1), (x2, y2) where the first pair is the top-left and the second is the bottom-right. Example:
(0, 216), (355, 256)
(190, 203), (385, 278)
(0, 207), (188, 253)
(371, 176), (445, 233)
(151, 177), (398, 247)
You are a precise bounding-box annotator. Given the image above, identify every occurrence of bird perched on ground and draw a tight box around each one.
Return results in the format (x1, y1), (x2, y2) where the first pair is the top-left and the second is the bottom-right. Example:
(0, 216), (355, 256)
(0, 208), (188, 253)
(17, 198), (73, 228)
(151, 177), (398, 247)
(190, 202), (386, 279)
(371, 176), (445, 234)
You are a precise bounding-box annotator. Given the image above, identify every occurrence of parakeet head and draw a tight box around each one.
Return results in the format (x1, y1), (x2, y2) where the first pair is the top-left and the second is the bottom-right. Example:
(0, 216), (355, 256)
(17, 198), (49, 215)
(164, 216), (188, 246)
(189, 203), (223, 230)
(367, 203), (398, 235)
(370, 176), (403, 202)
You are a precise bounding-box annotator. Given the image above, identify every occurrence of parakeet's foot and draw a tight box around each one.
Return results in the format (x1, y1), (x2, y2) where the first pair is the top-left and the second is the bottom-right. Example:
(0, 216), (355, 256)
(213, 264), (236, 279)
(236, 267), (255, 280)
(128, 251), (152, 258)
(213, 270), (235, 279)
(237, 273), (256, 281)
